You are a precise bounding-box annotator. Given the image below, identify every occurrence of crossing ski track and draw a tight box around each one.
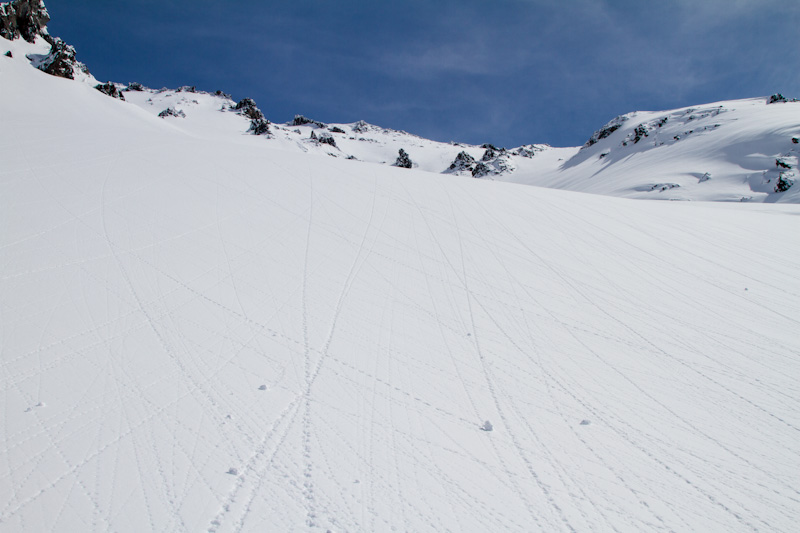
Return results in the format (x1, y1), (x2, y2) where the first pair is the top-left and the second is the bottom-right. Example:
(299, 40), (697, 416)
(2, 62), (800, 532)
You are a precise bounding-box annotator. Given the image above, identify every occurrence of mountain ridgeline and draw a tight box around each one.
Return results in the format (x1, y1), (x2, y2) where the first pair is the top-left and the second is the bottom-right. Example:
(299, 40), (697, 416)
(2, 0), (799, 202)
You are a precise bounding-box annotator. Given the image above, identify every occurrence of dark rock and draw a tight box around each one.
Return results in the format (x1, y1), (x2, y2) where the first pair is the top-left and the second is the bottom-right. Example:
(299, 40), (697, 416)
(125, 82), (145, 91)
(447, 151), (477, 173)
(177, 85), (196, 93)
(317, 132), (336, 147)
(776, 158), (792, 169)
(95, 81), (125, 100)
(249, 118), (270, 136)
(792, 136), (799, 144)
(650, 183), (680, 191)
(158, 107), (185, 119)
(329, 126), (346, 134)
(631, 124), (648, 144)
(481, 145), (507, 161)
(214, 90), (231, 99)
(583, 115), (628, 148)
(394, 148), (412, 168)
(0, 0), (50, 43)
(35, 37), (88, 79)
(512, 144), (547, 158)
(291, 115), (327, 128)
(4, 50), (11, 57)
(775, 173), (794, 192)
(352, 120), (369, 133)
(767, 93), (788, 104)
(472, 162), (491, 178)
(233, 98), (270, 135)
(234, 98), (264, 120)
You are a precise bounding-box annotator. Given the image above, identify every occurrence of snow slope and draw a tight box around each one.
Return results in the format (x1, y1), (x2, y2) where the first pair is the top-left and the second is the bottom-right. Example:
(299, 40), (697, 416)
(3, 45), (800, 532)
(507, 99), (800, 203)
(117, 83), (800, 203)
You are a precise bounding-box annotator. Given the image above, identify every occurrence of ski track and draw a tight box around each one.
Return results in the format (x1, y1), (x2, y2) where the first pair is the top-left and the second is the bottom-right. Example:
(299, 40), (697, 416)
(2, 67), (800, 531)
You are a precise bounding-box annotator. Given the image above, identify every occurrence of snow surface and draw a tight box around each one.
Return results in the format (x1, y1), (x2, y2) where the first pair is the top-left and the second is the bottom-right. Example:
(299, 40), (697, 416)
(3, 41), (800, 532)
(113, 80), (800, 204)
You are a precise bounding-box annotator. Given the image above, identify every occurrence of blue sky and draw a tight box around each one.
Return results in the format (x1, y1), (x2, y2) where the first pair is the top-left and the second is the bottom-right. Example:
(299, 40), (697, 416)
(46, 0), (799, 147)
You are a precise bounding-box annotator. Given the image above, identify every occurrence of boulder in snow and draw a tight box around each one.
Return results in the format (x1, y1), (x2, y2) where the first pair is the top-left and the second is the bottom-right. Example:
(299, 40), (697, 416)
(158, 107), (185, 119)
(95, 81), (125, 100)
(775, 172), (794, 192)
(394, 148), (413, 168)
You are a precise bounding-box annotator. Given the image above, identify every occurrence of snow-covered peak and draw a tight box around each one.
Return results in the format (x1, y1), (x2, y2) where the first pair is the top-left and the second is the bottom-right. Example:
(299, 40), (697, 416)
(507, 97), (800, 202)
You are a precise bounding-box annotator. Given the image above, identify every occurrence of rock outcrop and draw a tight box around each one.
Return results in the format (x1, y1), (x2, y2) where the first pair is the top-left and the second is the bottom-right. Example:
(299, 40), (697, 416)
(0, 0), (49, 43)
(766, 93), (799, 104)
(394, 149), (413, 168)
(234, 98), (271, 136)
(95, 81), (125, 100)
(158, 107), (186, 119)
(35, 37), (88, 79)
(583, 115), (628, 148)
(1, 0), (90, 80)
(291, 115), (327, 128)
(446, 151), (477, 174)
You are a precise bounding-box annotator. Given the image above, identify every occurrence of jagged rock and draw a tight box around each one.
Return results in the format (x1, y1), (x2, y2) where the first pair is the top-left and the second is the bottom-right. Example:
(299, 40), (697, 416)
(310, 131), (316, 140)
(2, 0), (89, 80)
(4, 49), (11, 57)
(352, 120), (369, 133)
(234, 98), (264, 120)
(699, 172), (711, 183)
(317, 132), (336, 147)
(793, 136), (799, 144)
(34, 37), (88, 79)
(125, 82), (145, 92)
(584, 115), (628, 148)
(95, 82), (125, 100)
(621, 118), (669, 146)
(214, 90), (231, 99)
(768, 93), (788, 104)
(0, 0), (50, 43)
(512, 144), (547, 158)
(249, 118), (270, 136)
(481, 144), (506, 161)
(447, 151), (477, 174)
(775, 172), (794, 192)
(233, 98), (270, 134)
(394, 149), (412, 168)
(329, 126), (346, 134)
(158, 107), (185, 119)
(776, 157), (792, 169)
(291, 115), (327, 128)
(631, 124), (648, 144)
(472, 162), (491, 178)
(177, 85), (196, 93)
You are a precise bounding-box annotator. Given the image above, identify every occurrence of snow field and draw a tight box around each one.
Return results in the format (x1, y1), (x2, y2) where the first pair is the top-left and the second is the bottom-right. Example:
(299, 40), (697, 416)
(2, 52), (800, 532)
